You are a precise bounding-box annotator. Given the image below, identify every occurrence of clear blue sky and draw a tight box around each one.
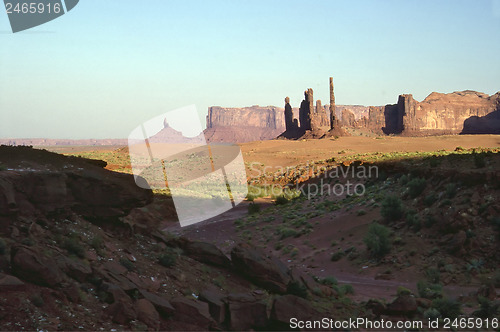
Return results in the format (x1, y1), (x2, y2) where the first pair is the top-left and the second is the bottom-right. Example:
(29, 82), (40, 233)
(1, 0), (499, 139)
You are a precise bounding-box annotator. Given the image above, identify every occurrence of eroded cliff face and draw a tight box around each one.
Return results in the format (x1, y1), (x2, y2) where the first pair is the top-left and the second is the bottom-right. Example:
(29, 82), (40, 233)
(204, 90), (499, 143)
(205, 106), (289, 143)
(206, 106), (285, 130)
(342, 90), (500, 135)
(400, 91), (500, 135)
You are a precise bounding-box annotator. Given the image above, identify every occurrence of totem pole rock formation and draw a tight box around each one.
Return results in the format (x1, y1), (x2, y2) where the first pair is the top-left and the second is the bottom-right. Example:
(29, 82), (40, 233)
(284, 96), (297, 132)
(329, 77), (336, 130)
(299, 89), (314, 131)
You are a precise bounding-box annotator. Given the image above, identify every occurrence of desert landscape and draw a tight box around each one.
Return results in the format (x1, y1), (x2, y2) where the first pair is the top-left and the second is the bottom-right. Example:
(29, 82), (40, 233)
(1, 103), (499, 330)
(2, 1), (500, 331)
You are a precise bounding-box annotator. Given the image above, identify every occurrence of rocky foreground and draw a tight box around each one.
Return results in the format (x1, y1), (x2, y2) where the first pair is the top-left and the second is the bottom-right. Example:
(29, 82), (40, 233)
(1, 145), (499, 330)
(0, 145), (358, 330)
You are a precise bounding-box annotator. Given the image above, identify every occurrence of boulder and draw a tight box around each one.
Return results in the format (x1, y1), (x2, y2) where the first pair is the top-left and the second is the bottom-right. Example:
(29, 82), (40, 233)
(386, 294), (418, 316)
(105, 300), (136, 325)
(170, 297), (214, 329)
(180, 239), (231, 268)
(55, 254), (92, 283)
(365, 299), (387, 316)
(199, 290), (226, 323)
(270, 294), (320, 327)
(225, 293), (268, 331)
(231, 243), (290, 293)
(0, 273), (25, 291)
(139, 290), (175, 317)
(11, 245), (64, 287)
(100, 282), (131, 304)
(136, 299), (160, 330)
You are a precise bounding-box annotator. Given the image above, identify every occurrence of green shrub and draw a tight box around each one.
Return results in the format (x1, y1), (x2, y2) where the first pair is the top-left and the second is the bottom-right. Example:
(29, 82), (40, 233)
(417, 280), (443, 299)
(408, 177), (426, 198)
(158, 249), (177, 267)
(431, 297), (462, 319)
(287, 281), (308, 299)
(406, 211), (421, 231)
(397, 286), (412, 296)
(380, 195), (403, 221)
(364, 223), (391, 258)
(339, 284), (354, 295)
(277, 227), (298, 240)
(426, 267), (441, 283)
(330, 251), (344, 262)
(248, 202), (260, 214)
(423, 193), (437, 207)
(473, 297), (500, 318)
(320, 276), (338, 286)
(423, 308), (441, 320)
(399, 174), (409, 185)
(63, 237), (86, 258)
(429, 157), (440, 168)
(119, 257), (135, 271)
(357, 209), (366, 216)
(91, 236), (104, 250)
(275, 195), (289, 205)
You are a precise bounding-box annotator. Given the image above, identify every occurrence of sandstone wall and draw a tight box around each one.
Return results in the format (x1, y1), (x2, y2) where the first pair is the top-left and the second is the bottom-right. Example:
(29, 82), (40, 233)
(206, 106), (285, 131)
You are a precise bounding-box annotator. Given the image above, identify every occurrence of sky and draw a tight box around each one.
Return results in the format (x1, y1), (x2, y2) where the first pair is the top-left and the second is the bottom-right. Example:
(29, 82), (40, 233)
(0, 0), (499, 139)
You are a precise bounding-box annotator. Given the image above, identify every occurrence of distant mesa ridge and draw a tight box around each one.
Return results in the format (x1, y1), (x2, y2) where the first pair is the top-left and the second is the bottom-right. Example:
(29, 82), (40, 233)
(204, 88), (500, 142)
(1, 89), (498, 146)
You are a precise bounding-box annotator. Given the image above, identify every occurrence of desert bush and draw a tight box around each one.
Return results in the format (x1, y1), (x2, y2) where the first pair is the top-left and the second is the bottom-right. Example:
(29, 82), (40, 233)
(417, 280), (443, 299)
(364, 223), (391, 258)
(473, 297), (500, 318)
(277, 227), (298, 240)
(397, 286), (412, 296)
(330, 251), (344, 262)
(91, 235), (104, 250)
(423, 193), (437, 207)
(426, 267), (441, 283)
(63, 237), (85, 258)
(158, 249), (177, 267)
(381, 195), (403, 221)
(339, 284), (354, 295)
(248, 202), (260, 214)
(287, 281), (308, 299)
(408, 177), (426, 198)
(119, 257), (135, 271)
(406, 210), (421, 231)
(275, 195), (289, 205)
(357, 209), (366, 216)
(431, 297), (462, 319)
(429, 156), (440, 168)
(423, 308), (441, 320)
(320, 276), (338, 286)
(399, 174), (409, 185)
(246, 193), (256, 201)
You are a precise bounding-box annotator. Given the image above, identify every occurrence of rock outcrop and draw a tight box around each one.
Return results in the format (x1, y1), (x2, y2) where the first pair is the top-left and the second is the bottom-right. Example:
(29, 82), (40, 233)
(345, 90), (500, 135)
(204, 105), (286, 143)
